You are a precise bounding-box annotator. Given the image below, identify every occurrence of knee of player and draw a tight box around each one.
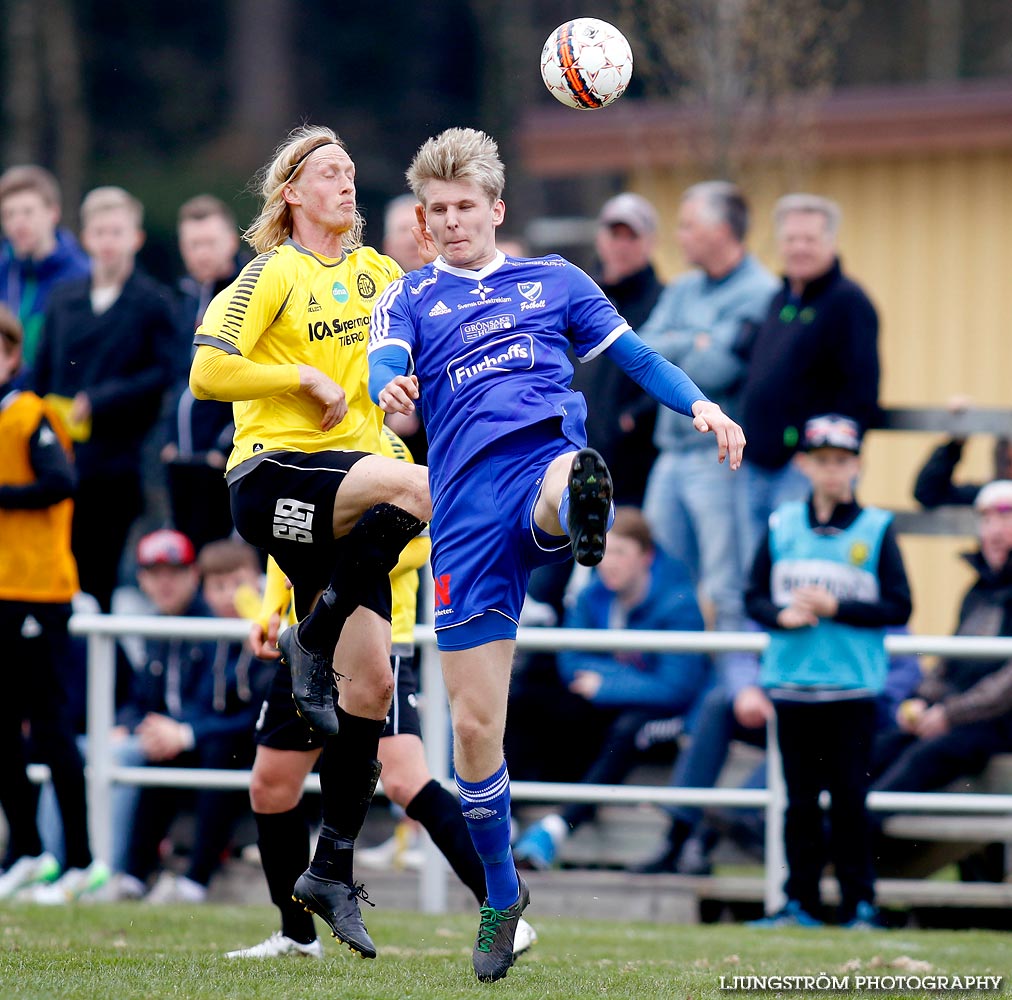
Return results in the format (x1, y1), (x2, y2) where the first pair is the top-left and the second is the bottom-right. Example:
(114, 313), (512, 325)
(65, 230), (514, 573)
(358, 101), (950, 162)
(378, 771), (424, 809)
(249, 765), (304, 813)
(451, 708), (497, 753)
(394, 465), (431, 521)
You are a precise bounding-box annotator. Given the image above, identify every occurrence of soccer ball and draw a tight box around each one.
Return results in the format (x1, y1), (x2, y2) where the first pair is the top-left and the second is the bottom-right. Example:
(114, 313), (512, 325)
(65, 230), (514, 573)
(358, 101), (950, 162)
(540, 18), (633, 110)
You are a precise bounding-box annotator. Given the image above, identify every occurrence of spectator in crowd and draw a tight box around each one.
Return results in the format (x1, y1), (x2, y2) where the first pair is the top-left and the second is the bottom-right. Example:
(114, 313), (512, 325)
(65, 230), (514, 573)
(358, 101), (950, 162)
(570, 192), (665, 506)
(511, 507), (712, 870)
(382, 193), (425, 272)
(913, 397), (1012, 509)
(745, 415), (912, 929)
(640, 181), (777, 634)
(872, 480), (1012, 804)
(636, 628), (922, 876)
(380, 193), (429, 465)
(0, 165), (89, 369)
(100, 530), (267, 903)
(0, 305), (109, 903)
(161, 195), (244, 552)
(32, 186), (176, 611)
(737, 194), (881, 568)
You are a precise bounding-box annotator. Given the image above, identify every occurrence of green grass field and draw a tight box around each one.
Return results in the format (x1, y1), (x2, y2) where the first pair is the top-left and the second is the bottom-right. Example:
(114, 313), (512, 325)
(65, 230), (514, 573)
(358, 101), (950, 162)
(1, 904), (1008, 1000)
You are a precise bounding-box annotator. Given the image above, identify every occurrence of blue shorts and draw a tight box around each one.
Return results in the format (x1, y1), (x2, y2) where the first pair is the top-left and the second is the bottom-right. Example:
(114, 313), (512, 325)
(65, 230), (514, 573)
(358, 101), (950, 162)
(430, 423), (578, 651)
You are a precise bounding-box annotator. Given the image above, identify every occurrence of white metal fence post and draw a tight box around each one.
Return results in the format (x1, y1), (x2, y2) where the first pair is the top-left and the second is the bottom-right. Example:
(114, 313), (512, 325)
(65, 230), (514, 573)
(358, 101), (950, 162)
(84, 632), (116, 865)
(418, 626), (450, 912)
(763, 712), (787, 916)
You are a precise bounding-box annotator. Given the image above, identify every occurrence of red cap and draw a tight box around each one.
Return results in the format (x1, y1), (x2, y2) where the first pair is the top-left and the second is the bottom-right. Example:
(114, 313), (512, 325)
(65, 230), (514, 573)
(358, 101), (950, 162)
(136, 529), (196, 569)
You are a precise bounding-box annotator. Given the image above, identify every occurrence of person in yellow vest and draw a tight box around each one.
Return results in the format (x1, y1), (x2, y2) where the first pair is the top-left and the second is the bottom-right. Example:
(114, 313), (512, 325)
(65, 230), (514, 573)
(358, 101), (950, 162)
(0, 304), (109, 902)
(225, 425), (537, 960)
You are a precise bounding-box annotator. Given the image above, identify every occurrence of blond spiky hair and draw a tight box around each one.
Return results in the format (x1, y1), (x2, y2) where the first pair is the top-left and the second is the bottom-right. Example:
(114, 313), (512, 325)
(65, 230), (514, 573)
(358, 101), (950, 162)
(406, 128), (505, 206)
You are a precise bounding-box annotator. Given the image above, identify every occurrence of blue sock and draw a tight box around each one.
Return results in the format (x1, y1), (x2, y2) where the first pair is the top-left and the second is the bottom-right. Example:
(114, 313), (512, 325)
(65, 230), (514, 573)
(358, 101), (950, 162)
(557, 490), (571, 532)
(557, 491), (616, 537)
(456, 761), (518, 909)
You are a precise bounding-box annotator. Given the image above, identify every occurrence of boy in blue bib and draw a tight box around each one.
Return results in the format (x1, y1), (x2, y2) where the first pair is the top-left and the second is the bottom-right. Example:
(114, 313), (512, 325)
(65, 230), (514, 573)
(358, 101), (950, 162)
(745, 414), (912, 928)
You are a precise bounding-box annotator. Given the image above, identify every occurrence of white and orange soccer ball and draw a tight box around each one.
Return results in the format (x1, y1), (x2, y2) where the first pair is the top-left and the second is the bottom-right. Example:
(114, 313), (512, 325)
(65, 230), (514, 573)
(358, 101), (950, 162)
(540, 18), (634, 111)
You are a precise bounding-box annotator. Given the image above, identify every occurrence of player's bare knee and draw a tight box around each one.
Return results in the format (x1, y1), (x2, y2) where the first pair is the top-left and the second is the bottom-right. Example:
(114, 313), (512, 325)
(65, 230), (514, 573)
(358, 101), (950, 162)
(451, 710), (493, 756)
(250, 767), (303, 813)
(389, 464), (431, 520)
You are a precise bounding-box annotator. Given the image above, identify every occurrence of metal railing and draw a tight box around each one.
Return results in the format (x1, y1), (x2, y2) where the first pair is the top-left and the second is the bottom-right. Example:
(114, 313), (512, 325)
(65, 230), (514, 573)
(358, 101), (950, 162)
(67, 614), (1012, 915)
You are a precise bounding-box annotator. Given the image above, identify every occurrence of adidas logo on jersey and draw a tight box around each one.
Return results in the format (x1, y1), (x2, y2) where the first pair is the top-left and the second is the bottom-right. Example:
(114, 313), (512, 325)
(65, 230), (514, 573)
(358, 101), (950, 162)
(308, 292), (322, 313)
(428, 300), (451, 316)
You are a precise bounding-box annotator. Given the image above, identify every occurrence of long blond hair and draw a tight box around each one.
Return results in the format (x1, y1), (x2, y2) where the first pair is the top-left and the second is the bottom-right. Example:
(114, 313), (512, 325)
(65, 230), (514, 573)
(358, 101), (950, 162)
(244, 125), (364, 254)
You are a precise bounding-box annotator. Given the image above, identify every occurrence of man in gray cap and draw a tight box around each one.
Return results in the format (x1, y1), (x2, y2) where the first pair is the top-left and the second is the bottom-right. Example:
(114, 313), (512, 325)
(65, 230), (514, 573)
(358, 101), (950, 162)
(570, 192), (665, 506)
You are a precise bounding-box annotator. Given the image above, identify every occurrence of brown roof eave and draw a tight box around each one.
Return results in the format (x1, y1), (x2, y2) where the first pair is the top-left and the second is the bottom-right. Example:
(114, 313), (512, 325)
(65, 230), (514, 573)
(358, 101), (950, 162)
(518, 78), (1012, 176)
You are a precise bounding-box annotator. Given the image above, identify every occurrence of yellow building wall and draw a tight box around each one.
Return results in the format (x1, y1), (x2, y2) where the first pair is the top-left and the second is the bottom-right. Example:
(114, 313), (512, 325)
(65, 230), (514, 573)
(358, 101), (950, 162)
(631, 150), (1012, 636)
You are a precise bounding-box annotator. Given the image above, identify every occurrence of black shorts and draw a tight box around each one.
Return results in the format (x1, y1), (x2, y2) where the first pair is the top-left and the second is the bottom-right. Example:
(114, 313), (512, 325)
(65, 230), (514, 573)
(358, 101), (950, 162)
(254, 651), (422, 751)
(229, 450), (389, 621)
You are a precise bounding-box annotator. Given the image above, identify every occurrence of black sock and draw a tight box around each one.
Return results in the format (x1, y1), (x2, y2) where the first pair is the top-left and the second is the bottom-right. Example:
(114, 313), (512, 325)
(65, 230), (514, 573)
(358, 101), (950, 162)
(406, 779), (487, 905)
(255, 807), (317, 944)
(297, 504), (425, 653)
(668, 817), (694, 855)
(310, 710), (385, 884)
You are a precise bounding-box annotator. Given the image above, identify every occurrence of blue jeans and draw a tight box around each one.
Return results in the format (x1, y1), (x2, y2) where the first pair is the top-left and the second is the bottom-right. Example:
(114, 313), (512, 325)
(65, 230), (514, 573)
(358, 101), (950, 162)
(38, 734), (144, 873)
(643, 449), (746, 633)
(667, 685), (767, 829)
(735, 459), (810, 573)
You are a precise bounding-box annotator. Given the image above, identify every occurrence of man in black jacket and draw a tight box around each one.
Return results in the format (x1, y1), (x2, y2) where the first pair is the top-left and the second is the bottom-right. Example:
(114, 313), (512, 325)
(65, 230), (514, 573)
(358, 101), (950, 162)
(161, 195), (245, 552)
(737, 194), (880, 568)
(32, 187), (176, 610)
(570, 192), (664, 506)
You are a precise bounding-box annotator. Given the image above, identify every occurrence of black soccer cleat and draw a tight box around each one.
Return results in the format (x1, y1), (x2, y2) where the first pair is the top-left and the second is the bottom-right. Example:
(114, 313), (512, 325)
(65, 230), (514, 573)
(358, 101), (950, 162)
(567, 448), (613, 567)
(278, 627), (340, 736)
(292, 870), (377, 959)
(472, 877), (531, 983)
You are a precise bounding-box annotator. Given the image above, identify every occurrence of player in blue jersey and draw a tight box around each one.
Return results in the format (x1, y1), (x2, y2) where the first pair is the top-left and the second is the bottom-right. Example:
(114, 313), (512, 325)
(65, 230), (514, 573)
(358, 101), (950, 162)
(368, 128), (744, 983)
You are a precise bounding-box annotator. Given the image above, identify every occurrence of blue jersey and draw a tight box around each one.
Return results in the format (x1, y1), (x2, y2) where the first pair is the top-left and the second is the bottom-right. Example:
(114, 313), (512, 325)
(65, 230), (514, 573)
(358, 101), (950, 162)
(369, 252), (629, 499)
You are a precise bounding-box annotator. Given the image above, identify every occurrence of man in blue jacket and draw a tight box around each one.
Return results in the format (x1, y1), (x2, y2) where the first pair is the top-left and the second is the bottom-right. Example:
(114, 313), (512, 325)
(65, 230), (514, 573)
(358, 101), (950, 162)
(0, 166), (89, 369)
(102, 530), (268, 903)
(512, 507), (712, 869)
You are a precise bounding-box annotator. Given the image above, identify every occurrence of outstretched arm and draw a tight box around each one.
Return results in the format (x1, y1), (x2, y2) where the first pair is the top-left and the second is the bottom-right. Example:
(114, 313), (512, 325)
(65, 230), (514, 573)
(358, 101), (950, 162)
(606, 330), (746, 469)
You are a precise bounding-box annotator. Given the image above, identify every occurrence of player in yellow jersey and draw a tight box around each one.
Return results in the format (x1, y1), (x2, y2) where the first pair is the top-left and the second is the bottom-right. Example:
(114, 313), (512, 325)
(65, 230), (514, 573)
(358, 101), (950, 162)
(226, 426), (537, 961)
(188, 126), (430, 959)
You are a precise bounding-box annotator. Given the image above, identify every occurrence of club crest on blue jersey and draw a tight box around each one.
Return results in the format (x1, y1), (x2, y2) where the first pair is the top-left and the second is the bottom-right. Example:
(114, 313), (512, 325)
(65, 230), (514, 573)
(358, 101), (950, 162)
(447, 334), (534, 389)
(518, 281), (542, 302)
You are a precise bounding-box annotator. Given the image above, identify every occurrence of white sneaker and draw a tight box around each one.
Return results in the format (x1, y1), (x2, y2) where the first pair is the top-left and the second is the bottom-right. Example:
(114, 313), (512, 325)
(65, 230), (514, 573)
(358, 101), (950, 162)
(145, 872), (208, 905)
(513, 917), (538, 958)
(87, 872), (146, 903)
(226, 931), (324, 959)
(26, 860), (111, 904)
(357, 823), (423, 871)
(0, 853), (60, 899)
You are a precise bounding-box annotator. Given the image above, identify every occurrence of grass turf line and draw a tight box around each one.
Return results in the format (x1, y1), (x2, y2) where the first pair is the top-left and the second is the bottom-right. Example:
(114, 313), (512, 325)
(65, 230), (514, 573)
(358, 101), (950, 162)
(0, 903), (1007, 1000)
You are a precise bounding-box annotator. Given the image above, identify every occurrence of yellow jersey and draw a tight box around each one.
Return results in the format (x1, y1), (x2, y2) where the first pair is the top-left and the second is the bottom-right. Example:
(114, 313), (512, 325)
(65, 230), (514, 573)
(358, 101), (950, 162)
(194, 240), (401, 474)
